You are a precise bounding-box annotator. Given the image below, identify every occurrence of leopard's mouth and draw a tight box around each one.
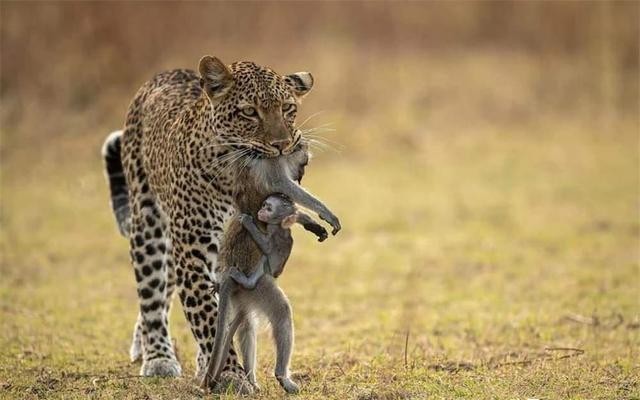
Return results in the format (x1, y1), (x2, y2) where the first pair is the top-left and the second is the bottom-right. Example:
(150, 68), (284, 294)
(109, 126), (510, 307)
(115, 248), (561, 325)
(281, 137), (304, 156)
(248, 148), (268, 159)
(235, 136), (305, 160)
(249, 139), (303, 159)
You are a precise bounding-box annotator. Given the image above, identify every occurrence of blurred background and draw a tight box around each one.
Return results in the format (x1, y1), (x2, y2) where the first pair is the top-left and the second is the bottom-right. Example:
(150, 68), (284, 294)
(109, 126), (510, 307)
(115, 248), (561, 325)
(2, 2), (638, 151)
(1, 2), (638, 398)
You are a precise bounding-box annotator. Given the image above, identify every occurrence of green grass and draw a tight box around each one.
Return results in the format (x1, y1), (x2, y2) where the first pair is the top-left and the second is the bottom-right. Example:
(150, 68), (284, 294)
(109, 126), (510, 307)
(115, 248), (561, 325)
(1, 124), (638, 399)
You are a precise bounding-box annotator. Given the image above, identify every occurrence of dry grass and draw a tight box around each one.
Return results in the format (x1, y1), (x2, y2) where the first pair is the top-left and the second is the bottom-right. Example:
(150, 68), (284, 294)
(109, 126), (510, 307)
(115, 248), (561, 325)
(1, 2), (639, 399)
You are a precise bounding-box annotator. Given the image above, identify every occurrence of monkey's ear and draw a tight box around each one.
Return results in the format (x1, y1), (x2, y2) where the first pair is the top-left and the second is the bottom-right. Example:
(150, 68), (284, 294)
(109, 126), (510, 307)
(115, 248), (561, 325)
(199, 56), (234, 101)
(281, 214), (297, 229)
(284, 72), (314, 98)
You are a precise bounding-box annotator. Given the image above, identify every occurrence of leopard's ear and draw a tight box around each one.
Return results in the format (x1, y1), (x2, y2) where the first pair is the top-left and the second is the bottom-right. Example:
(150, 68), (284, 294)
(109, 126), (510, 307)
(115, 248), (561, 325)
(284, 72), (314, 98)
(199, 56), (234, 101)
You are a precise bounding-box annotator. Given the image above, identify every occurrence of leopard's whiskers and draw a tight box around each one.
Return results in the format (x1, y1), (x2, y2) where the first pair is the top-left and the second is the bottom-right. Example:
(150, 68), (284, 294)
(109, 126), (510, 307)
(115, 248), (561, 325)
(205, 148), (252, 185)
(236, 152), (255, 183)
(296, 110), (326, 130)
(303, 133), (342, 147)
(189, 148), (246, 182)
(202, 148), (249, 172)
(302, 137), (342, 154)
(299, 124), (335, 135)
(196, 142), (251, 155)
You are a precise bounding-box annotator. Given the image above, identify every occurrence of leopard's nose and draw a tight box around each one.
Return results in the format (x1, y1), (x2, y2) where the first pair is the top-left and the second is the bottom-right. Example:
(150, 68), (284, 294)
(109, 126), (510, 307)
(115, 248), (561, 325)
(270, 139), (292, 152)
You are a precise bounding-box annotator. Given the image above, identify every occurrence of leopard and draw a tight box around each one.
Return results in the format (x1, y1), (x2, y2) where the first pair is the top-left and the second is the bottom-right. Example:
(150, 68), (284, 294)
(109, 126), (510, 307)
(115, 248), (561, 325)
(101, 56), (330, 392)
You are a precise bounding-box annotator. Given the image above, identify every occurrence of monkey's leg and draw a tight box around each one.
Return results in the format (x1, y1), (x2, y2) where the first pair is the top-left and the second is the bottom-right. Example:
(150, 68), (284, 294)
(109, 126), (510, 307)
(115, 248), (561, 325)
(210, 311), (244, 387)
(272, 178), (341, 234)
(238, 316), (259, 389)
(257, 278), (299, 394)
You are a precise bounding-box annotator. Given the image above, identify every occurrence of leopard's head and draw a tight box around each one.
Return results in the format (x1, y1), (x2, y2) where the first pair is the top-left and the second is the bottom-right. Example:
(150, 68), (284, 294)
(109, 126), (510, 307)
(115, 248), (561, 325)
(199, 56), (313, 158)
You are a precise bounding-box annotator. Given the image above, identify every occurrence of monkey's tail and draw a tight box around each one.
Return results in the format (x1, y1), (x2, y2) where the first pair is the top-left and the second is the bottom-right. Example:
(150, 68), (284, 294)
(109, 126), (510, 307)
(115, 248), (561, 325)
(101, 130), (131, 236)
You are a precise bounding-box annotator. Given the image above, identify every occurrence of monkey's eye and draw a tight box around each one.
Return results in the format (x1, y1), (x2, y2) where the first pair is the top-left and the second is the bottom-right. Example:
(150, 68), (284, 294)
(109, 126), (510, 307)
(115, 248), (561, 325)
(282, 103), (296, 114)
(240, 106), (257, 118)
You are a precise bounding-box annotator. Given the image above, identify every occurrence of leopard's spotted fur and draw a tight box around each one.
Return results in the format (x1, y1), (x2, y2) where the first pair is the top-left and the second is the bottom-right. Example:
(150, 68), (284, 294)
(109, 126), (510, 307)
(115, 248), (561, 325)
(102, 57), (314, 391)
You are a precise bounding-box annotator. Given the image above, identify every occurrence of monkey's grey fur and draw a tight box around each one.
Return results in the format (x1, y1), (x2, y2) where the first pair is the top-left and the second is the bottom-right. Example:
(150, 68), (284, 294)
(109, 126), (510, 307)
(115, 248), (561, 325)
(201, 143), (340, 393)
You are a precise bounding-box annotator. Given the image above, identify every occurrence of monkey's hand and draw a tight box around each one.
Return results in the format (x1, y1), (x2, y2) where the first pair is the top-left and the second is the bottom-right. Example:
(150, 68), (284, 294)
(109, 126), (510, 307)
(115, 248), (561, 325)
(239, 213), (253, 227)
(319, 211), (341, 235)
(302, 221), (328, 242)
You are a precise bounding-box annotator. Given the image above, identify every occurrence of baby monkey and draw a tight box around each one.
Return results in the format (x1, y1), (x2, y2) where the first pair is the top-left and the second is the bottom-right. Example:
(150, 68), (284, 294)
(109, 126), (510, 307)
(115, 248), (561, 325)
(229, 193), (327, 289)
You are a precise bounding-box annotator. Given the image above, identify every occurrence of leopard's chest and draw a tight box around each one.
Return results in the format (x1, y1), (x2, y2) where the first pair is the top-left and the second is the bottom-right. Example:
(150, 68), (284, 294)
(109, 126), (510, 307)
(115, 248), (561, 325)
(144, 147), (236, 243)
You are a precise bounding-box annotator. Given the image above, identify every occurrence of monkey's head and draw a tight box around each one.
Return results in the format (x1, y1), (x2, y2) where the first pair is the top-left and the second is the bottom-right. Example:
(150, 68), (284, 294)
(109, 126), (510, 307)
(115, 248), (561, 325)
(257, 194), (297, 228)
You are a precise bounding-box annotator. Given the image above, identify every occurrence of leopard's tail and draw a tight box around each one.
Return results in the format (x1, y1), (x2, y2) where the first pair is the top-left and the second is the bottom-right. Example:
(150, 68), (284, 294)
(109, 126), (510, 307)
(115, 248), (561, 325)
(102, 130), (131, 236)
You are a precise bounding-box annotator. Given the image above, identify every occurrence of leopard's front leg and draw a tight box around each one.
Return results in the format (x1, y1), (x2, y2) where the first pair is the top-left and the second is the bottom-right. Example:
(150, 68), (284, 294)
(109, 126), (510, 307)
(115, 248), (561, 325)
(130, 246), (176, 363)
(129, 197), (181, 377)
(170, 221), (252, 394)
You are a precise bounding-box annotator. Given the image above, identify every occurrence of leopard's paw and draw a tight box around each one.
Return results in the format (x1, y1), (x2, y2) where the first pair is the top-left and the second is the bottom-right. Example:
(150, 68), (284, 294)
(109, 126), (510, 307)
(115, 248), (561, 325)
(140, 357), (181, 377)
(212, 370), (254, 395)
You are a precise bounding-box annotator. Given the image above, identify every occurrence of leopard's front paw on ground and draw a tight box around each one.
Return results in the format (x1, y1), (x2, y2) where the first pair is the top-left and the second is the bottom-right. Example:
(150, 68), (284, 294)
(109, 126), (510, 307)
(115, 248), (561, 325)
(212, 371), (254, 395)
(140, 357), (182, 377)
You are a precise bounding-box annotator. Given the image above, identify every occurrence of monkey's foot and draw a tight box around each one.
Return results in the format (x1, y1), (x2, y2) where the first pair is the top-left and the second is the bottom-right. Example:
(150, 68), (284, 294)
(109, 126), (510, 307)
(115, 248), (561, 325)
(276, 376), (300, 394)
(249, 382), (262, 393)
(248, 378), (261, 392)
(140, 357), (182, 377)
(212, 371), (254, 395)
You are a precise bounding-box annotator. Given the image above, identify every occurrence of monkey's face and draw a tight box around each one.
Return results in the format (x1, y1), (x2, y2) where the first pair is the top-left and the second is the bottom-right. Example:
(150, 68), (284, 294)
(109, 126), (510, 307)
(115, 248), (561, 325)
(257, 196), (295, 224)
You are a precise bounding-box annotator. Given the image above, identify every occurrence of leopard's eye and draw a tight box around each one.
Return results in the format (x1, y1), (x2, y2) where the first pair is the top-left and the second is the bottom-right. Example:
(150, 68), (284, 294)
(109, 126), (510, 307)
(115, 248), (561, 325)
(282, 103), (296, 114)
(240, 106), (257, 118)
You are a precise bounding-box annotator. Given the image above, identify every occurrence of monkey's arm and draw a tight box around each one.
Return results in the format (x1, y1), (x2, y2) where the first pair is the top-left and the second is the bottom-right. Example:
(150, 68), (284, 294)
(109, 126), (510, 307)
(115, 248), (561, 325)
(296, 211), (328, 242)
(228, 257), (267, 290)
(271, 178), (341, 235)
(239, 214), (272, 254)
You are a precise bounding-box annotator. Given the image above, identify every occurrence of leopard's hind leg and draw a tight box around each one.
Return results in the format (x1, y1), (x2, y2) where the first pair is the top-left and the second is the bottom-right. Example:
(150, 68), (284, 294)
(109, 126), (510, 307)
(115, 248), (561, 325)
(128, 195), (181, 377)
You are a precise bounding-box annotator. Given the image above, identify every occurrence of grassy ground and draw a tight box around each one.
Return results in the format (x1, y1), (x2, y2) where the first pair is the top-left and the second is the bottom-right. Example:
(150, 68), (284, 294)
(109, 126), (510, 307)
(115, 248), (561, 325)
(2, 2), (639, 398)
(1, 113), (638, 399)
